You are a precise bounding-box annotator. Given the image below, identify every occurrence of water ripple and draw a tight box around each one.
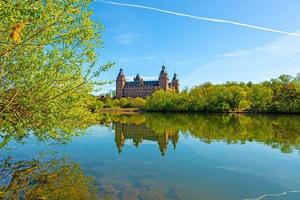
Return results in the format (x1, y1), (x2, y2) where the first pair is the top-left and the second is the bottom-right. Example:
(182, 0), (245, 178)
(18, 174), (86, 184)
(243, 190), (300, 200)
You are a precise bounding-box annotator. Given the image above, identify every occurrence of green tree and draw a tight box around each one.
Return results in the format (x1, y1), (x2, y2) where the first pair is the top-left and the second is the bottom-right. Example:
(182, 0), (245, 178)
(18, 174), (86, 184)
(225, 85), (248, 110)
(189, 86), (206, 112)
(0, 0), (113, 146)
(127, 97), (146, 108)
(144, 90), (170, 111)
(118, 98), (129, 108)
(249, 85), (273, 112)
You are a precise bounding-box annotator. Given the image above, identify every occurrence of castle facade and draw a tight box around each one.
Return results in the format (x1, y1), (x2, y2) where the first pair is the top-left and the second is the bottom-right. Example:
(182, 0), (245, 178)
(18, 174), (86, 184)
(116, 66), (179, 98)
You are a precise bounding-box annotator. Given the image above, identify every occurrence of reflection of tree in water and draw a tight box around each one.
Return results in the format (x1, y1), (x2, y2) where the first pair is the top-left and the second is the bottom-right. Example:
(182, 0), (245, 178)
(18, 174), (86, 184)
(0, 156), (96, 200)
(114, 123), (179, 156)
(0, 111), (100, 149)
(108, 113), (300, 154)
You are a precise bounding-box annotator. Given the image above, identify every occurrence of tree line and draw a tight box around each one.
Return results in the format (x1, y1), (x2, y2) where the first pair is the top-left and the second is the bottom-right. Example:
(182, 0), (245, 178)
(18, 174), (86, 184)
(144, 74), (300, 113)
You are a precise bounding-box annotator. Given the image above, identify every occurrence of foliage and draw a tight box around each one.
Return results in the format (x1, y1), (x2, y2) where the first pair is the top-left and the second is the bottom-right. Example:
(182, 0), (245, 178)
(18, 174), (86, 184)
(0, 0), (113, 145)
(95, 97), (146, 109)
(144, 74), (300, 113)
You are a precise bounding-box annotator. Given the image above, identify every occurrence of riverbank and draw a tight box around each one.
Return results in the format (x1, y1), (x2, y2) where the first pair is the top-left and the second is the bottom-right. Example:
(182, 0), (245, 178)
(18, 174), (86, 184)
(98, 108), (140, 114)
(97, 108), (300, 115)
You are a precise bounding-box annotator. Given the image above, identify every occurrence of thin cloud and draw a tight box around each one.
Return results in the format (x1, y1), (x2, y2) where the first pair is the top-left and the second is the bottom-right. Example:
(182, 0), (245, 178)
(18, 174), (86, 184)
(184, 29), (300, 86)
(95, 0), (300, 37)
(215, 50), (249, 58)
(119, 56), (156, 64)
(116, 33), (139, 45)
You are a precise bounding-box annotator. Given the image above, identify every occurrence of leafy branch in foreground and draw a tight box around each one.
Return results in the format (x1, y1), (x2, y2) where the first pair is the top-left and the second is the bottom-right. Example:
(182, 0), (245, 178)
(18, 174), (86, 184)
(0, 0), (113, 145)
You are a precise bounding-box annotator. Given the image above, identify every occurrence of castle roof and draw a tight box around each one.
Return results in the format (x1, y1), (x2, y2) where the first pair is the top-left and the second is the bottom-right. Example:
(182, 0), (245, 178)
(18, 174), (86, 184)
(125, 80), (159, 87)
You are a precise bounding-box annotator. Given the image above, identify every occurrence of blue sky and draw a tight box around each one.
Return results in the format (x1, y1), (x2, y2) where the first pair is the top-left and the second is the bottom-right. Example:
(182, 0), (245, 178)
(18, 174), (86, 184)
(90, 0), (300, 93)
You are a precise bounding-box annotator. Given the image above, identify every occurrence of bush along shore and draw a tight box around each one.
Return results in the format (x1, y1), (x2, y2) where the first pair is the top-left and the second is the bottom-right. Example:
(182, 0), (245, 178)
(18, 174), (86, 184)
(91, 74), (300, 114)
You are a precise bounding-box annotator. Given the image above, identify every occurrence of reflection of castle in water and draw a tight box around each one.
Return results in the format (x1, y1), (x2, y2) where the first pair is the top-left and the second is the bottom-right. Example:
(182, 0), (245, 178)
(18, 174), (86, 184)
(114, 123), (179, 156)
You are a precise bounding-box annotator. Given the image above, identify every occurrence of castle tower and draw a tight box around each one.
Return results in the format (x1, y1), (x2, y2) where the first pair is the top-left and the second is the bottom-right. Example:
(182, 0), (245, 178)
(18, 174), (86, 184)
(158, 132), (169, 156)
(171, 73), (180, 93)
(115, 124), (125, 153)
(116, 68), (126, 98)
(159, 65), (169, 91)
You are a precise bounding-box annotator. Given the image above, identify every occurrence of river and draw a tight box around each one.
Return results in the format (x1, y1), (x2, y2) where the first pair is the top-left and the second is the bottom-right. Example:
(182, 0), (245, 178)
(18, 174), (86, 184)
(1, 113), (300, 200)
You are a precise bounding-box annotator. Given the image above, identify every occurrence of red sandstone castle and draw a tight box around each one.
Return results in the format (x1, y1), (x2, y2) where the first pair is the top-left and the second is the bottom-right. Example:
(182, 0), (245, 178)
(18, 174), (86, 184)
(116, 66), (179, 98)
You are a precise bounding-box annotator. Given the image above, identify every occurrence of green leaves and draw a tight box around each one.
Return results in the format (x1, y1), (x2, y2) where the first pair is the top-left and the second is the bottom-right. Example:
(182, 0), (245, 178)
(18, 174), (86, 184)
(0, 0), (112, 146)
(144, 74), (300, 113)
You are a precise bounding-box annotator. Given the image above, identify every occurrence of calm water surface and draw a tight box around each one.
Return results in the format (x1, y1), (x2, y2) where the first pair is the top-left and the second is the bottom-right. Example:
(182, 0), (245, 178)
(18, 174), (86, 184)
(1, 114), (300, 200)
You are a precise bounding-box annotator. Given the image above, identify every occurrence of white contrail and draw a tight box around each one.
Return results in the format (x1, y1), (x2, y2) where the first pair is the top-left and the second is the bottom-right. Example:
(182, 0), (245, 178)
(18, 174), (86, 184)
(94, 0), (300, 37)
